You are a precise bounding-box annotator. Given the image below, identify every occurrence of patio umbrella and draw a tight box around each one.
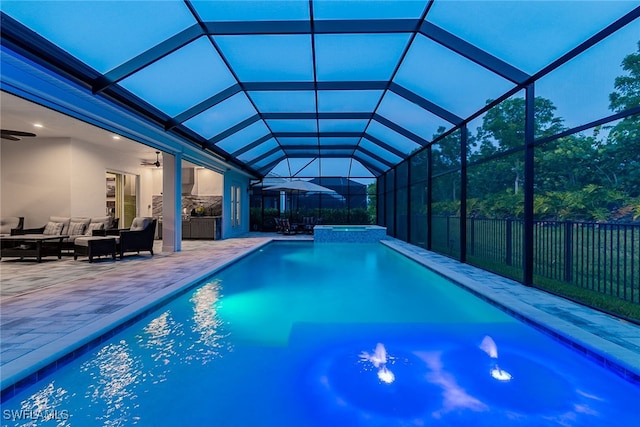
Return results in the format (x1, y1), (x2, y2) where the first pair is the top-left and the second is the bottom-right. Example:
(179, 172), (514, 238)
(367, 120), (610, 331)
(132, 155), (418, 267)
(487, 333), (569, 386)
(263, 180), (337, 194)
(263, 180), (337, 220)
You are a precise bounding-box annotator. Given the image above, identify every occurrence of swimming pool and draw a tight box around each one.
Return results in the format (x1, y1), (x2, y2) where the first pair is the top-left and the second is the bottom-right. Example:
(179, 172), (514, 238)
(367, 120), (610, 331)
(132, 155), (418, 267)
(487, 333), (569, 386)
(2, 242), (639, 426)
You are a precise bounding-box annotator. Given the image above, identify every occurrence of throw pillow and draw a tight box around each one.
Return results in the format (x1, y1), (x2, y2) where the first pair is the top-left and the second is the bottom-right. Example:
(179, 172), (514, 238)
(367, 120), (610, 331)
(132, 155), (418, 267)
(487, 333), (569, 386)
(43, 221), (64, 235)
(130, 217), (150, 231)
(68, 222), (86, 236)
(84, 222), (105, 236)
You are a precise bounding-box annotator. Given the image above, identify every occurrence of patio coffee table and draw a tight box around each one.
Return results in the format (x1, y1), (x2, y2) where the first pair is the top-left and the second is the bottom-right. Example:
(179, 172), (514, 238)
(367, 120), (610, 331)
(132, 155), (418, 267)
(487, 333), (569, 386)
(0, 234), (69, 262)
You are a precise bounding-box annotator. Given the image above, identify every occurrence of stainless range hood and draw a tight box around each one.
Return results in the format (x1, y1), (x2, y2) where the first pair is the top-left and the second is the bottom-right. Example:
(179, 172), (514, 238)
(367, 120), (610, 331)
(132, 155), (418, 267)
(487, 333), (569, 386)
(182, 168), (194, 195)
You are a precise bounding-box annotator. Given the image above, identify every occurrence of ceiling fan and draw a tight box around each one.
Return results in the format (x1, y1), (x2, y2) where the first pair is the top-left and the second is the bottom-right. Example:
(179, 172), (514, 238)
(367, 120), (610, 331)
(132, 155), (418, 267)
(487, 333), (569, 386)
(141, 151), (161, 168)
(1, 129), (37, 141)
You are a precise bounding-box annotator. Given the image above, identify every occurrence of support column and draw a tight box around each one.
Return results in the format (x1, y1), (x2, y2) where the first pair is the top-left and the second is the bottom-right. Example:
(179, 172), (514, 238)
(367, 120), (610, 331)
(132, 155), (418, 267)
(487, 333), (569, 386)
(407, 159), (412, 243)
(427, 146), (433, 251)
(162, 152), (182, 253)
(523, 84), (535, 286)
(460, 125), (468, 263)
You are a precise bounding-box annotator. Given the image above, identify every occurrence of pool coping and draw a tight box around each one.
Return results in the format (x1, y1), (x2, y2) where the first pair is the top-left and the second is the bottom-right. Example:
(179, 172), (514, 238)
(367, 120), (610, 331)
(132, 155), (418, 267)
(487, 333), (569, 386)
(381, 239), (640, 383)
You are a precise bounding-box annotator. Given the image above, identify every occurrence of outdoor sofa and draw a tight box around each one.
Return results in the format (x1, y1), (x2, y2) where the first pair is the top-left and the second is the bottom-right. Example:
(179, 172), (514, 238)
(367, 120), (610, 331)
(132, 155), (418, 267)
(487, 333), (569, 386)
(20, 216), (119, 252)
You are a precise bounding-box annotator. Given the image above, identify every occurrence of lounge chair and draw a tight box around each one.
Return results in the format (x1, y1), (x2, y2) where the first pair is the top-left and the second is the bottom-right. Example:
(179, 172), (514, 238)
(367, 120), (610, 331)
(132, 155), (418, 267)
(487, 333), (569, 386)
(109, 217), (156, 258)
(274, 217), (284, 233)
(302, 217), (317, 234)
(280, 218), (297, 235)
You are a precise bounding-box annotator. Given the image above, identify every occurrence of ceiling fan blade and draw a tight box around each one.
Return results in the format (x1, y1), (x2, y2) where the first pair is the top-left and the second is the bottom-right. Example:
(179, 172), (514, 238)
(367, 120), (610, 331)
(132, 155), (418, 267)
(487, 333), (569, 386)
(1, 134), (21, 141)
(1, 129), (37, 137)
(141, 152), (161, 167)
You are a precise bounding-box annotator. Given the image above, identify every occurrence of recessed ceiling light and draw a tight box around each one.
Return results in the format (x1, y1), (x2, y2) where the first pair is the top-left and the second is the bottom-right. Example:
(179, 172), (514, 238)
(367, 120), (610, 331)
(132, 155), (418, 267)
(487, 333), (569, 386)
(112, 135), (121, 140)
(33, 123), (43, 128)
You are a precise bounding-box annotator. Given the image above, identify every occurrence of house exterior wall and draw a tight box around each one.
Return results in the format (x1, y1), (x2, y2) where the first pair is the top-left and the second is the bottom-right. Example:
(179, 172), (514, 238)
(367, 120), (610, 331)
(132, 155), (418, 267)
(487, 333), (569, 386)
(1, 137), (72, 228)
(222, 170), (250, 239)
(0, 137), (153, 228)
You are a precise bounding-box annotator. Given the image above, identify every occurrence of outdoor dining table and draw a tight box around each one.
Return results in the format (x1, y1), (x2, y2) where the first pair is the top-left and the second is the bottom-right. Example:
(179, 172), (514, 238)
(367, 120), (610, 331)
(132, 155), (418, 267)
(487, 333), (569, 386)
(0, 234), (69, 262)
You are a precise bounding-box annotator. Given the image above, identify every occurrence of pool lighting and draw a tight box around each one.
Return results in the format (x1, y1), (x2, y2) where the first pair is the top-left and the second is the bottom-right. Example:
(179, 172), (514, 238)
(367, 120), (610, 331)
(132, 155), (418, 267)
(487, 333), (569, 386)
(490, 366), (513, 382)
(377, 366), (395, 384)
(480, 335), (513, 382)
(360, 343), (395, 384)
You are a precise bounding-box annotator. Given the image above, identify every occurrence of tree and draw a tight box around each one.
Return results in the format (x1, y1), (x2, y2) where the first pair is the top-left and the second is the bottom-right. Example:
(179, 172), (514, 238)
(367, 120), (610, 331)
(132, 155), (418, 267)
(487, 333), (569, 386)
(609, 41), (640, 112)
(535, 133), (604, 193)
(431, 127), (467, 204)
(472, 97), (565, 196)
(604, 40), (640, 197)
(367, 182), (377, 224)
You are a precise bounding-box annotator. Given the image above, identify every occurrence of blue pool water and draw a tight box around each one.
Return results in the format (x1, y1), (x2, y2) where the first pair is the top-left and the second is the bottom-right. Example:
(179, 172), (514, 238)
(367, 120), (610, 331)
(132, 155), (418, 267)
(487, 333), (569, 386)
(2, 242), (639, 426)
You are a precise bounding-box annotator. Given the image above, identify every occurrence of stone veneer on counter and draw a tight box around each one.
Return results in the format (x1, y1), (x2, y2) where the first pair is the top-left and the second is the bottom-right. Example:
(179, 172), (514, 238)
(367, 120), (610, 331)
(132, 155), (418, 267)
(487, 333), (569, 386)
(152, 195), (222, 218)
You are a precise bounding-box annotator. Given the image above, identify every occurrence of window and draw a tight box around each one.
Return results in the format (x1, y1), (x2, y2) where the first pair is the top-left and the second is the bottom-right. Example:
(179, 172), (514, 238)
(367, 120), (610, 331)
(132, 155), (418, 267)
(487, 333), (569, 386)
(231, 184), (241, 227)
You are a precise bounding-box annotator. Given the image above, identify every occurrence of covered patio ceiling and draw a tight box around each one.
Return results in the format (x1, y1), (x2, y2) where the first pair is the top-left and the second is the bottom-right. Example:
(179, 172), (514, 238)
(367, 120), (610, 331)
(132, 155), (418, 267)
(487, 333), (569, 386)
(1, 1), (638, 179)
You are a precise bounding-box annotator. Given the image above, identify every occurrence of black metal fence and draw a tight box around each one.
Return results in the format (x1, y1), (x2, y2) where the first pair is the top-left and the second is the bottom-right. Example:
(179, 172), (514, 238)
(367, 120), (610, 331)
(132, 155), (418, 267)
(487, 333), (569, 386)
(432, 216), (640, 304)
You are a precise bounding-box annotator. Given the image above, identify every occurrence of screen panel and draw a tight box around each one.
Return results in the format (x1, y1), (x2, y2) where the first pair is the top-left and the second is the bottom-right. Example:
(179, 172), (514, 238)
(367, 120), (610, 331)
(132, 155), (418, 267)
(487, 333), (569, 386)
(315, 33), (412, 81)
(318, 119), (370, 133)
(536, 20), (640, 130)
(192, 0), (310, 21)
(317, 90), (384, 112)
(248, 91), (316, 113)
(314, 0), (426, 20)
(214, 35), (313, 82)
(366, 121), (423, 155)
(427, 0), (638, 75)
(183, 92), (257, 139)
(377, 91), (449, 141)
(2, 1), (194, 73)
(395, 34), (514, 119)
(237, 138), (280, 162)
(267, 119), (318, 133)
(216, 121), (271, 154)
(119, 37), (236, 116)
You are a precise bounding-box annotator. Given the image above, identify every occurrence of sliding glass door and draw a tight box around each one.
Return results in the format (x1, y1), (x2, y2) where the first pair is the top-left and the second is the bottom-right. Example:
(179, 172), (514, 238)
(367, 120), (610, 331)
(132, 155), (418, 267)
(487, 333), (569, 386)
(106, 171), (137, 228)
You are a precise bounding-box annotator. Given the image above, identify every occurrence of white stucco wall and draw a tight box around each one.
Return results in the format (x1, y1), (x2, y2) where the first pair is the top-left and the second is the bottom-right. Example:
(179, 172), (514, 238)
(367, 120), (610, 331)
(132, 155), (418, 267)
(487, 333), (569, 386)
(0, 137), (153, 228)
(1, 137), (71, 228)
(194, 167), (223, 195)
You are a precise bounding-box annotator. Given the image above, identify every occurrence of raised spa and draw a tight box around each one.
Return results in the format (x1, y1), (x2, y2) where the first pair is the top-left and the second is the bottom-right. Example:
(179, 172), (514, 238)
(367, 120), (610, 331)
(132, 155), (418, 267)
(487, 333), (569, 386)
(314, 224), (387, 243)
